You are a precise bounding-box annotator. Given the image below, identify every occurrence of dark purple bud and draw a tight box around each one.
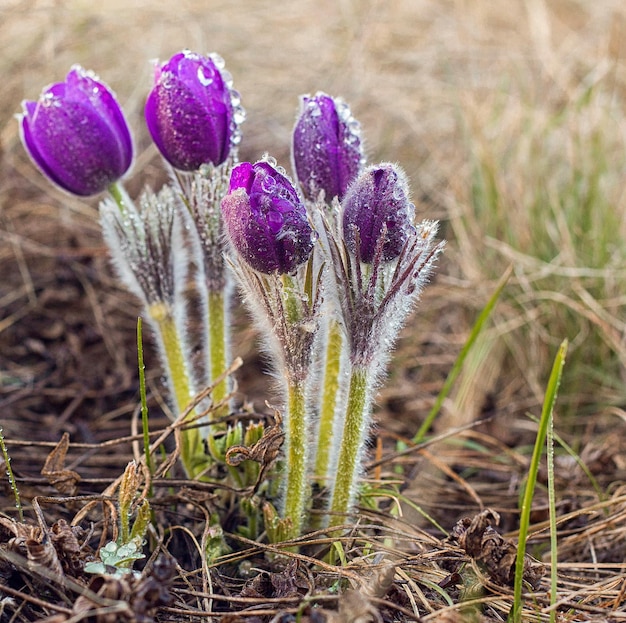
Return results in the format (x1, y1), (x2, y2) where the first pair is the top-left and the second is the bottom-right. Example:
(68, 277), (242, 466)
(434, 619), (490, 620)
(145, 50), (242, 171)
(342, 163), (415, 263)
(292, 92), (363, 202)
(221, 160), (316, 274)
(19, 66), (133, 196)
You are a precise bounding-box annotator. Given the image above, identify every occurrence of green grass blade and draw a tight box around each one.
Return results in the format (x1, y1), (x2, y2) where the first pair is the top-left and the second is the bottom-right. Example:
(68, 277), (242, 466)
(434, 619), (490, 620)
(137, 317), (153, 493)
(526, 412), (605, 503)
(0, 426), (22, 521)
(546, 383), (558, 623)
(413, 265), (512, 444)
(511, 339), (568, 623)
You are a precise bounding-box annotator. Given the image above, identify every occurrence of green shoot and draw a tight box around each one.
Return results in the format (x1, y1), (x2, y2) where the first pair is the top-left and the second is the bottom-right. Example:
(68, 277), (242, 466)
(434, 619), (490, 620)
(0, 427), (22, 522)
(85, 461), (151, 577)
(511, 339), (568, 623)
(546, 386), (558, 623)
(137, 317), (153, 493)
(527, 412), (605, 503)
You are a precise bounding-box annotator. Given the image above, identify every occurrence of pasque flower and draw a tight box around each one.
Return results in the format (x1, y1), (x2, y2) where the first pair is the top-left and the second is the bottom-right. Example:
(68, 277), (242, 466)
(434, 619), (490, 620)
(222, 158), (322, 539)
(292, 92), (363, 202)
(145, 50), (240, 170)
(321, 162), (444, 527)
(342, 163), (415, 263)
(221, 160), (316, 274)
(19, 66), (133, 196)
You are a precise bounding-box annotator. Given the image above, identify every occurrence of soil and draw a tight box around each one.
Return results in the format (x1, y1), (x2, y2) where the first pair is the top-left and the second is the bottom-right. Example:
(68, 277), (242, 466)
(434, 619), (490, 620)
(2, 2), (626, 621)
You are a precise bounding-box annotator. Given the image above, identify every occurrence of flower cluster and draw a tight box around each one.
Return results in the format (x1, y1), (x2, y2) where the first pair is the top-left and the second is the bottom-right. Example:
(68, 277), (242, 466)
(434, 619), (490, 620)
(19, 53), (443, 543)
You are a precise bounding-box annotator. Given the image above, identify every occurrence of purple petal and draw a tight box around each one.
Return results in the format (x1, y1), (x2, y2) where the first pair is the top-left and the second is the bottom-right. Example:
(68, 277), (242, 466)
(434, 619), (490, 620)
(292, 92), (364, 202)
(145, 51), (236, 170)
(19, 66), (133, 196)
(343, 163), (415, 263)
(222, 160), (316, 274)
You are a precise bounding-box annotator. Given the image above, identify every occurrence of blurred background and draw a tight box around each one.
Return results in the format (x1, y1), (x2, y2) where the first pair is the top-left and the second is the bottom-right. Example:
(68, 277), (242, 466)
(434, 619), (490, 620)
(1, 0), (625, 468)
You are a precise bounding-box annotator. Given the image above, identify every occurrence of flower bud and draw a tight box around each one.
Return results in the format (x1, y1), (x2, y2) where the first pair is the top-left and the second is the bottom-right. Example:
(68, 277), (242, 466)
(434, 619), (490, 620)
(221, 160), (316, 274)
(342, 163), (415, 263)
(19, 66), (133, 196)
(292, 92), (363, 202)
(145, 50), (241, 171)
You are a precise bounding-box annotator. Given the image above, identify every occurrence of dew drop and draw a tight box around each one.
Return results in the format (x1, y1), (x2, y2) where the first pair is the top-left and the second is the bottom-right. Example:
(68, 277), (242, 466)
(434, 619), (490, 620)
(197, 67), (214, 87)
(210, 53), (226, 70)
(347, 119), (361, 135)
(392, 186), (405, 201)
(336, 101), (351, 121)
(261, 175), (276, 193)
(230, 89), (242, 107)
(233, 109), (246, 125)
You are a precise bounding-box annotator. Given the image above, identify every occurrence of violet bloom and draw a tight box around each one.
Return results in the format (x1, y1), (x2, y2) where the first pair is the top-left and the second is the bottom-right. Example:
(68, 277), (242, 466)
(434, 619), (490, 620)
(19, 66), (133, 196)
(221, 161), (316, 274)
(145, 51), (240, 171)
(292, 92), (363, 202)
(342, 163), (415, 263)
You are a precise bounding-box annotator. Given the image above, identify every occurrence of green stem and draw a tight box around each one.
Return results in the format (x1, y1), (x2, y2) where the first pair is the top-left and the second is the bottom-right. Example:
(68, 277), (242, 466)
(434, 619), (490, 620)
(512, 339), (567, 623)
(149, 302), (203, 477)
(137, 318), (153, 494)
(329, 365), (369, 528)
(283, 379), (308, 538)
(281, 274), (299, 323)
(0, 427), (22, 522)
(108, 181), (131, 214)
(207, 289), (229, 417)
(314, 320), (343, 482)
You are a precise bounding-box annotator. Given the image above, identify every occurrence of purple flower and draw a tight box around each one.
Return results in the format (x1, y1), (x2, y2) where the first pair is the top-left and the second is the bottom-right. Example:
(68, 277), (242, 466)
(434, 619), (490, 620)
(221, 161), (316, 274)
(145, 50), (240, 171)
(19, 66), (133, 196)
(292, 92), (363, 202)
(342, 163), (415, 263)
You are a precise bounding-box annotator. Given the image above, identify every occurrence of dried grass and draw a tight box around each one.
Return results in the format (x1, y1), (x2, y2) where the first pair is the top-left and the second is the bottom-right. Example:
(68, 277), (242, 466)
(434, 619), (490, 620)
(1, 0), (626, 620)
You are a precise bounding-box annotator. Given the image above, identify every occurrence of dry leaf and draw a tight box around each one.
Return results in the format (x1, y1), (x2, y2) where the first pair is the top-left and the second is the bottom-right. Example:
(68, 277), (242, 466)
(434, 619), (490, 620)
(226, 410), (285, 492)
(451, 509), (544, 589)
(41, 432), (81, 495)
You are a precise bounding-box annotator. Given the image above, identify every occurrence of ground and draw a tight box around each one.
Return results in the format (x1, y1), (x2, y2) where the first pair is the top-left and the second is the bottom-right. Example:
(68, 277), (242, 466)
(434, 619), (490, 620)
(1, 1), (626, 621)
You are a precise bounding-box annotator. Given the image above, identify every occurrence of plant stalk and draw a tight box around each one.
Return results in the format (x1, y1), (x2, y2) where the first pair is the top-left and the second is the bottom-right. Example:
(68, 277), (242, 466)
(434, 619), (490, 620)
(108, 181), (131, 215)
(149, 302), (203, 477)
(283, 378), (308, 538)
(314, 320), (343, 482)
(329, 365), (370, 527)
(207, 289), (229, 416)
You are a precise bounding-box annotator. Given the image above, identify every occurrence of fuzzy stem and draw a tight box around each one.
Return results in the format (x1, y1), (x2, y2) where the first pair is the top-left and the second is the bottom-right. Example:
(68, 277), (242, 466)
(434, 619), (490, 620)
(281, 274), (300, 324)
(283, 378), (308, 538)
(314, 320), (343, 482)
(207, 289), (229, 417)
(148, 302), (203, 477)
(329, 365), (370, 527)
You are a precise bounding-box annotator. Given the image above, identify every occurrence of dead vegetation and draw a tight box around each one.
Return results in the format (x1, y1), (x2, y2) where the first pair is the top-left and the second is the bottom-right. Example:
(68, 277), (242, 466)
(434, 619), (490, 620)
(1, 0), (626, 620)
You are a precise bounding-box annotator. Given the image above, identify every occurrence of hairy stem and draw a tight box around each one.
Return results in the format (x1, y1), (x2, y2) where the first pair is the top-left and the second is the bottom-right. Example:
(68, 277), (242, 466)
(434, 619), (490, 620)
(314, 320), (343, 482)
(283, 378), (309, 538)
(207, 289), (230, 417)
(149, 302), (203, 477)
